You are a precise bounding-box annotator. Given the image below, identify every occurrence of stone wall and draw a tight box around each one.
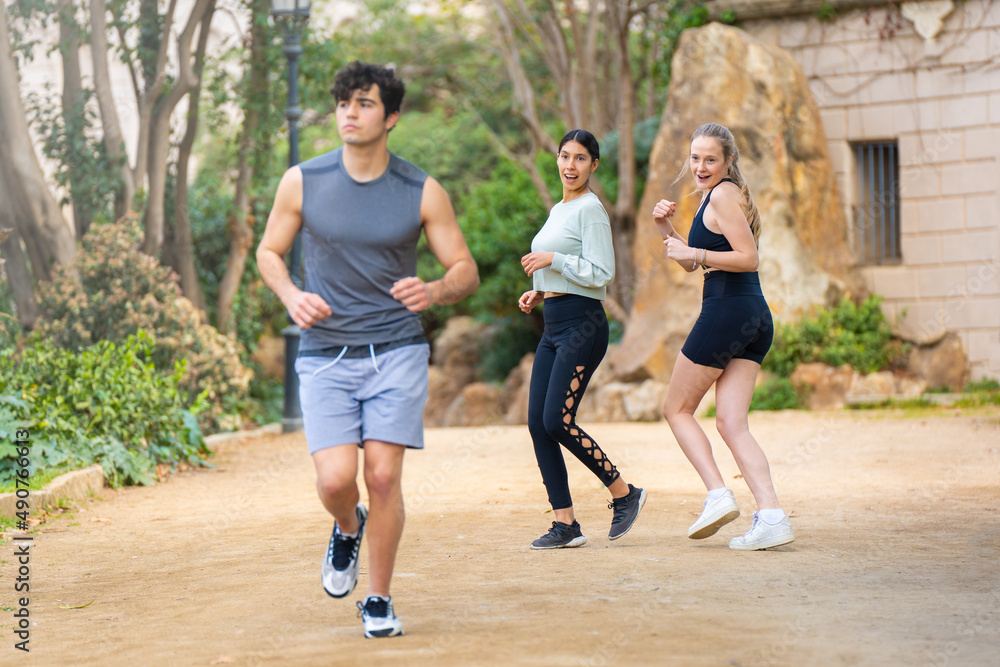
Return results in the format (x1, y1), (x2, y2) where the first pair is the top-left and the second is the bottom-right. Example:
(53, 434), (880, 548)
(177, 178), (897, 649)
(710, 0), (1000, 380)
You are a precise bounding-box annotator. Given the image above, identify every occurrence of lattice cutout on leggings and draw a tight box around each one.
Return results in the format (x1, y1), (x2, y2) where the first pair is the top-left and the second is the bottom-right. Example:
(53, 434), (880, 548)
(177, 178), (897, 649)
(562, 365), (618, 478)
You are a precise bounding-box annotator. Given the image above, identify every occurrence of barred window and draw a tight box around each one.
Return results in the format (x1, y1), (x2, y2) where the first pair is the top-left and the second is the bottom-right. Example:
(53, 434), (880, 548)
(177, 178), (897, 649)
(851, 141), (901, 265)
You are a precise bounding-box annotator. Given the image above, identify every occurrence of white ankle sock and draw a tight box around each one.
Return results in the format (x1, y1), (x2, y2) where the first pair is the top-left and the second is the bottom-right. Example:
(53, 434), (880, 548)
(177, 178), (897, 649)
(758, 509), (785, 524)
(339, 528), (359, 539)
(706, 487), (729, 500)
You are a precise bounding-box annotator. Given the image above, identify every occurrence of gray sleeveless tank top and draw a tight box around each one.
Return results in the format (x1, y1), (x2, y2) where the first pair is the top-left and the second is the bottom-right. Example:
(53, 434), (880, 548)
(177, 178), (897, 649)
(297, 147), (427, 351)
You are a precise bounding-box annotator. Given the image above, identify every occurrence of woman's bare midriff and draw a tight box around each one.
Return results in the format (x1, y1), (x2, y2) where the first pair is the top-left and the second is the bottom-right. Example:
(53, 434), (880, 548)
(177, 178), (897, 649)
(543, 291), (568, 299)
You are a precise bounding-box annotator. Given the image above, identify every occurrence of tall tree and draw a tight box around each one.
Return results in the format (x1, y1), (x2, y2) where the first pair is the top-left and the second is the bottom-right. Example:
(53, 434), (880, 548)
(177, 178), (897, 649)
(140, 0), (215, 256)
(481, 0), (676, 313)
(0, 4), (77, 284)
(90, 0), (135, 218)
(217, 0), (269, 333)
(57, 0), (92, 238)
(168, 0), (216, 311)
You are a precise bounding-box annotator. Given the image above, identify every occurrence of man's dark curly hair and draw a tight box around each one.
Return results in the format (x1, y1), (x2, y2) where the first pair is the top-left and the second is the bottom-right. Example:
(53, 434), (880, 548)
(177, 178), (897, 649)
(331, 61), (405, 118)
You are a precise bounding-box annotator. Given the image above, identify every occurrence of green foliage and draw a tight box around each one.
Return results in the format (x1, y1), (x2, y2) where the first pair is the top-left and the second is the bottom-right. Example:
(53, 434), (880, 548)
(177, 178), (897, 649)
(847, 397), (934, 411)
(598, 116), (663, 207)
(448, 159), (547, 316)
(749, 377), (802, 411)
(0, 332), (208, 487)
(654, 3), (711, 84)
(965, 378), (1000, 393)
(0, 281), (22, 350)
(720, 10), (738, 25)
(608, 317), (625, 345)
(764, 296), (901, 378)
(25, 86), (119, 227)
(479, 316), (542, 383)
(817, 2), (837, 22)
(706, 376), (804, 417)
(34, 217), (251, 430)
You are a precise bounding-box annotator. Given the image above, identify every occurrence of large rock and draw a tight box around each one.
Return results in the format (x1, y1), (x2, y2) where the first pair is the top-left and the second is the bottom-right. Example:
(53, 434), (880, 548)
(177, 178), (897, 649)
(907, 332), (970, 391)
(847, 371), (896, 404)
(790, 362), (855, 410)
(622, 380), (669, 422)
(441, 382), (504, 427)
(615, 23), (856, 383)
(424, 316), (488, 426)
(583, 382), (632, 422)
(502, 353), (535, 425)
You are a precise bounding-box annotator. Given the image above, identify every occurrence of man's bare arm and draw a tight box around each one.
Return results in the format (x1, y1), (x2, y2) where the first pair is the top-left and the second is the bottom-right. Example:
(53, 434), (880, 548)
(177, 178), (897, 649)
(256, 167), (332, 328)
(390, 177), (479, 311)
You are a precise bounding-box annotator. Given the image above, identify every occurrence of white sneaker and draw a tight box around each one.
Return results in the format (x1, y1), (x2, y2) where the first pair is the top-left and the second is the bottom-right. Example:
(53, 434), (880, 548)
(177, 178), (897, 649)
(729, 512), (794, 550)
(357, 595), (404, 638)
(687, 489), (740, 539)
(322, 504), (367, 598)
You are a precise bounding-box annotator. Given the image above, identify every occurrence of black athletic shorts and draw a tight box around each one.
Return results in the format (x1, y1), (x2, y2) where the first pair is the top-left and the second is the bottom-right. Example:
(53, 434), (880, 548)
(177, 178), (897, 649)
(681, 270), (773, 369)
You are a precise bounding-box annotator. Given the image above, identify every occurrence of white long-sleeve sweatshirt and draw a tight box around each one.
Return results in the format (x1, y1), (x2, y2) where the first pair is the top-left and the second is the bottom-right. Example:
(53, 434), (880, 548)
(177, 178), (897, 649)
(530, 192), (615, 300)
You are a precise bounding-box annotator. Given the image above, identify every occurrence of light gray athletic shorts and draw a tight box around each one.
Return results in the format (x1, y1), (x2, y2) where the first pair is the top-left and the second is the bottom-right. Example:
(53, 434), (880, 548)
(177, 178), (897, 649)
(295, 343), (431, 454)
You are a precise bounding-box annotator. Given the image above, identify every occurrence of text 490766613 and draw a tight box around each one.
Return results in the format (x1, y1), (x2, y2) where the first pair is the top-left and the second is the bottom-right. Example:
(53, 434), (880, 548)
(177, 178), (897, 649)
(13, 427), (32, 653)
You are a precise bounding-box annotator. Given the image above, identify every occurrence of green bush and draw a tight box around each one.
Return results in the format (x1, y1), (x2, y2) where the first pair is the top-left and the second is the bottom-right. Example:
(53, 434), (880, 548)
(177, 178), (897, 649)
(749, 377), (802, 411)
(0, 332), (208, 487)
(705, 376), (803, 417)
(965, 378), (1000, 393)
(479, 316), (542, 383)
(764, 295), (902, 377)
(34, 217), (251, 430)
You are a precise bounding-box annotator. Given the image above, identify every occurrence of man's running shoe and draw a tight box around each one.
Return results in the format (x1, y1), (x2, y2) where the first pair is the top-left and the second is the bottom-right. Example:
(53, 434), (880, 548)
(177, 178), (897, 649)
(322, 503), (367, 598)
(357, 595), (404, 638)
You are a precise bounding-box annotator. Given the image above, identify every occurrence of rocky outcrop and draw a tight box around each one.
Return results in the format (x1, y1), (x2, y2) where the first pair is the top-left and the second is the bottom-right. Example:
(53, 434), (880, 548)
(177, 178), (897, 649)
(790, 363), (857, 410)
(496, 345), (669, 425)
(502, 353), (535, 425)
(424, 316), (488, 427)
(906, 332), (970, 391)
(789, 363), (929, 409)
(615, 22), (856, 383)
(441, 382), (504, 427)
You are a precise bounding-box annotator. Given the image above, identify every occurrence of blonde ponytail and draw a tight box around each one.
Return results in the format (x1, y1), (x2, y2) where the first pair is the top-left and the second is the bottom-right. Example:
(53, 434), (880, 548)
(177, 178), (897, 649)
(689, 123), (762, 247)
(726, 160), (761, 247)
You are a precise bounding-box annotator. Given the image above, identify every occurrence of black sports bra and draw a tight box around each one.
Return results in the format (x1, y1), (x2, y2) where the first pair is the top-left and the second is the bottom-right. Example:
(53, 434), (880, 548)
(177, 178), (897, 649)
(687, 178), (737, 254)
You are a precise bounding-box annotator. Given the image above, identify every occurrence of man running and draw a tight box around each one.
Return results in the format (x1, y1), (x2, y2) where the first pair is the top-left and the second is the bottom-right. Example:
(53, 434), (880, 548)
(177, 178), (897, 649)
(257, 61), (479, 638)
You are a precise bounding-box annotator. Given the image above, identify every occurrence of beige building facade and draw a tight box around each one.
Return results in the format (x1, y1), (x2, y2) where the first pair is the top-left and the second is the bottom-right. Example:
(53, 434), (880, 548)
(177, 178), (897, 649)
(707, 0), (1000, 380)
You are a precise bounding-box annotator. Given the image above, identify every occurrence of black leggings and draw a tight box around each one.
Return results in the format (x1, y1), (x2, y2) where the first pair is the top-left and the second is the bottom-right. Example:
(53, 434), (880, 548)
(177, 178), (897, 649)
(528, 294), (619, 510)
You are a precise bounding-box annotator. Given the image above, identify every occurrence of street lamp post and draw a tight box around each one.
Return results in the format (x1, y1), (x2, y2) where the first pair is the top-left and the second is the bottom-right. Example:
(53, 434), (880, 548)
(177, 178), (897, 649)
(270, 0), (310, 434)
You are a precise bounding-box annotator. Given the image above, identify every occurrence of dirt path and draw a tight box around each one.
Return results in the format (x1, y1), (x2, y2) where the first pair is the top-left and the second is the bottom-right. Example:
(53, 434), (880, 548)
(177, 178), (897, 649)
(3, 410), (999, 666)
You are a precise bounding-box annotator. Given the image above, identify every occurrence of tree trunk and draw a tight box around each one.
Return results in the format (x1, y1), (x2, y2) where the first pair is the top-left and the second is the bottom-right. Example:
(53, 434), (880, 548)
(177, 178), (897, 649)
(58, 0), (91, 239)
(170, 0), (215, 310)
(0, 7), (76, 281)
(141, 0), (214, 256)
(607, 1), (638, 311)
(91, 0), (136, 218)
(217, 0), (267, 333)
(0, 227), (41, 329)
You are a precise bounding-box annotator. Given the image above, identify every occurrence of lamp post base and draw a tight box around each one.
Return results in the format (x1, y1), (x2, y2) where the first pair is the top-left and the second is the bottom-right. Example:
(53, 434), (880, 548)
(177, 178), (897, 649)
(281, 323), (303, 434)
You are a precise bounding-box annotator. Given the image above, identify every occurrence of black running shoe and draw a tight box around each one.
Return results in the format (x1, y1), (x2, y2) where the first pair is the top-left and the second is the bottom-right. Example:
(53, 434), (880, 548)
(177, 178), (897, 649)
(530, 520), (587, 549)
(608, 484), (647, 540)
(322, 503), (367, 598)
(357, 595), (404, 638)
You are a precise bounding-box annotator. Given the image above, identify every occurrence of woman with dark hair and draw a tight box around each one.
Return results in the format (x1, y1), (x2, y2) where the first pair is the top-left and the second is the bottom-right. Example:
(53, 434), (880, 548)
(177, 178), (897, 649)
(519, 129), (646, 549)
(652, 122), (793, 550)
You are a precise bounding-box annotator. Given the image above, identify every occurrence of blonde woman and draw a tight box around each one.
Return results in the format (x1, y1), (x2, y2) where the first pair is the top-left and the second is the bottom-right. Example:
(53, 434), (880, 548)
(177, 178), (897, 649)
(652, 123), (793, 550)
